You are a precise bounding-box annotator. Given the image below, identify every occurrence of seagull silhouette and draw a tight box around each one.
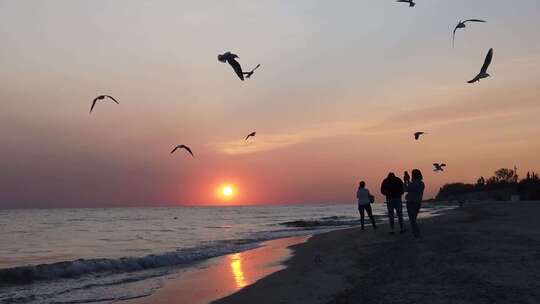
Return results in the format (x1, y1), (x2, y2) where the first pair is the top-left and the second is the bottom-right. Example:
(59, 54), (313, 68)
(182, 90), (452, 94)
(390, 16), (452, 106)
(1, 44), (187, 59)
(218, 52), (260, 81)
(468, 48), (493, 83)
(433, 163), (447, 172)
(90, 95), (119, 113)
(170, 145), (194, 156)
(245, 131), (256, 141)
(396, 0), (415, 7)
(414, 132), (426, 140)
(452, 19), (486, 48)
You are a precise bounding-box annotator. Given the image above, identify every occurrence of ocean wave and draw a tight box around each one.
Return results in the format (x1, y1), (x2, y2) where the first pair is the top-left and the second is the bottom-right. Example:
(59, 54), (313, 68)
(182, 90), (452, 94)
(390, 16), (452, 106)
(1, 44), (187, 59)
(54, 271), (167, 296)
(0, 212), (388, 288)
(0, 227), (324, 287)
(280, 219), (357, 228)
(0, 240), (259, 286)
(204, 225), (233, 229)
(279, 215), (383, 228)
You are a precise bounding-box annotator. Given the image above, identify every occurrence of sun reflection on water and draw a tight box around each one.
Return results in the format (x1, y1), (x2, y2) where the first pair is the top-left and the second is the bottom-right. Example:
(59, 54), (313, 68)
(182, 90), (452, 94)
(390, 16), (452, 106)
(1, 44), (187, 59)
(229, 253), (247, 288)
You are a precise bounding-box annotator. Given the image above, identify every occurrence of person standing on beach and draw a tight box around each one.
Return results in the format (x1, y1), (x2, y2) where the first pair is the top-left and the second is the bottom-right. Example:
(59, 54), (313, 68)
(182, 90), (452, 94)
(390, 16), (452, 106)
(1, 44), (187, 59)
(405, 169), (425, 238)
(356, 181), (377, 230)
(403, 171), (410, 186)
(381, 173), (405, 234)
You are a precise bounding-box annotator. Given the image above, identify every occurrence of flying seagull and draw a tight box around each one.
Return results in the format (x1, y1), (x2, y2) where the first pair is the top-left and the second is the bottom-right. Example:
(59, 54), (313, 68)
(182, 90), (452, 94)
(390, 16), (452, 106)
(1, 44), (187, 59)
(452, 19), (486, 48)
(468, 48), (493, 83)
(170, 145), (194, 156)
(218, 52), (260, 81)
(414, 132), (426, 140)
(433, 163), (447, 172)
(396, 0), (415, 7)
(245, 131), (256, 141)
(90, 95), (119, 113)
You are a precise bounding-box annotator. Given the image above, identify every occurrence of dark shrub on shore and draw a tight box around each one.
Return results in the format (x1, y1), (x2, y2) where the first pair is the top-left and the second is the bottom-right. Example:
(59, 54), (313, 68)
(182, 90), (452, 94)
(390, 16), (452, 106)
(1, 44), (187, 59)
(436, 168), (540, 201)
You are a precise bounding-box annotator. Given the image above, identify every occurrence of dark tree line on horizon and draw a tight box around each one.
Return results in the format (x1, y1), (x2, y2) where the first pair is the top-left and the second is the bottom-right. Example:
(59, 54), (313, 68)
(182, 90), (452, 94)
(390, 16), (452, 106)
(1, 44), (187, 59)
(436, 168), (540, 201)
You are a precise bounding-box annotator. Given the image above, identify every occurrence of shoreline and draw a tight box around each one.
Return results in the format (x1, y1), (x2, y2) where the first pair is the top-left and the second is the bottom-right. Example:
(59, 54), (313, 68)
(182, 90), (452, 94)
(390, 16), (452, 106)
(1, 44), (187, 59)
(2, 202), (502, 304)
(1, 202), (458, 304)
(214, 201), (540, 304)
(121, 202), (454, 304)
(122, 235), (309, 304)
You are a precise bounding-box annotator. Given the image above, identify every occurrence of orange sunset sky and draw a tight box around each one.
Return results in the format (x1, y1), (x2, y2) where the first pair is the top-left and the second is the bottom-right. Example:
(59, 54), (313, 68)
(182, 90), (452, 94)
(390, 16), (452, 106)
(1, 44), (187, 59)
(1, 0), (539, 208)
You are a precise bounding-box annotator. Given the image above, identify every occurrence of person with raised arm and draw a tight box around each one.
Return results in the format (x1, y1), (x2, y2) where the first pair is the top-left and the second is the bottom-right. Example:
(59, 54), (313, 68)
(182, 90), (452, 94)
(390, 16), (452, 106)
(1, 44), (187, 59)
(356, 181), (377, 230)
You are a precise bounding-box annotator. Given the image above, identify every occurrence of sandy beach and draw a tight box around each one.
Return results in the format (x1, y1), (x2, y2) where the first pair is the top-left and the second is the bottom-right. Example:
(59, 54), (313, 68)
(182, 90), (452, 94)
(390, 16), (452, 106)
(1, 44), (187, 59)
(211, 201), (540, 304)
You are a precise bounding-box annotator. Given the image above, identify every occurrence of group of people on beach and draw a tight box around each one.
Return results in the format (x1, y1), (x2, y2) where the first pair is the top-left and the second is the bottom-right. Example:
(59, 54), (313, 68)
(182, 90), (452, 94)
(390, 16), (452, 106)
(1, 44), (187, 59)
(356, 169), (425, 238)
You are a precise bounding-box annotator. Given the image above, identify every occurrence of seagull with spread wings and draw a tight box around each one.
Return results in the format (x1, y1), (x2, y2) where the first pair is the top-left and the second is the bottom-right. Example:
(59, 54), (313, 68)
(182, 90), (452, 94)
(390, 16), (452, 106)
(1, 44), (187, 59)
(218, 52), (261, 81)
(396, 0), (416, 7)
(90, 95), (119, 113)
(452, 19), (486, 47)
(414, 132), (426, 140)
(468, 48), (493, 83)
(170, 145), (194, 157)
(433, 163), (447, 172)
(245, 131), (256, 141)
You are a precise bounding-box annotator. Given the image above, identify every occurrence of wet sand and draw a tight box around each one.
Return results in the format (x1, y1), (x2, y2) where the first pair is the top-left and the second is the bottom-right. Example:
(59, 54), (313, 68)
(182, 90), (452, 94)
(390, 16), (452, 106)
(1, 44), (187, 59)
(215, 201), (540, 304)
(124, 236), (308, 304)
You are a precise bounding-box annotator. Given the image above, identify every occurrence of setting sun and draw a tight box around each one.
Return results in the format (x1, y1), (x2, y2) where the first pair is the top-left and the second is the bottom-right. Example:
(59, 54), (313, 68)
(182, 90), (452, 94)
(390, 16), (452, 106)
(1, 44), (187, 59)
(216, 183), (237, 202)
(222, 186), (234, 197)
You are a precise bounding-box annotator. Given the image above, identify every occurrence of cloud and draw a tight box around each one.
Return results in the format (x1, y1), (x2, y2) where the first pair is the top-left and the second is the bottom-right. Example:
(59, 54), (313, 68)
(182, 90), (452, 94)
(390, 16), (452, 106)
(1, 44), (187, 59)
(216, 121), (369, 155)
(363, 103), (525, 134)
(215, 97), (539, 155)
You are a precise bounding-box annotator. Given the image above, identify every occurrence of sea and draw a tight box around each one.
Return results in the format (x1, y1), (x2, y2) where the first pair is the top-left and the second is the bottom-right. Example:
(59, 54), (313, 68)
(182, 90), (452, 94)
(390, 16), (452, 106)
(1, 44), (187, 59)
(0, 203), (451, 303)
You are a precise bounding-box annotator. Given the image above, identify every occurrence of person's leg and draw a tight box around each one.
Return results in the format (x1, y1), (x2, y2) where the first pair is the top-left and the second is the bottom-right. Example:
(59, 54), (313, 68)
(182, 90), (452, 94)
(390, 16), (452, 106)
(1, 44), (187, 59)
(412, 202), (421, 237)
(387, 202), (395, 232)
(359, 206), (366, 230)
(396, 200), (405, 232)
(406, 202), (419, 237)
(366, 204), (377, 229)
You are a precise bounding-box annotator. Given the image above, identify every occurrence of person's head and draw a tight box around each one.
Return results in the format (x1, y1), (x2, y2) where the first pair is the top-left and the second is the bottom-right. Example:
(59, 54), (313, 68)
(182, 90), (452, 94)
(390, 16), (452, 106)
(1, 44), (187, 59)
(359, 181), (366, 188)
(387, 172), (396, 178)
(411, 169), (423, 181)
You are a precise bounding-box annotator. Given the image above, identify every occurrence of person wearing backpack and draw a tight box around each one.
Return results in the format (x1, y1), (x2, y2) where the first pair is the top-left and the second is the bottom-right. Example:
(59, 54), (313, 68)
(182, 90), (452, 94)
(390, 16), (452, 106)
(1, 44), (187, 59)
(381, 172), (405, 234)
(356, 181), (377, 230)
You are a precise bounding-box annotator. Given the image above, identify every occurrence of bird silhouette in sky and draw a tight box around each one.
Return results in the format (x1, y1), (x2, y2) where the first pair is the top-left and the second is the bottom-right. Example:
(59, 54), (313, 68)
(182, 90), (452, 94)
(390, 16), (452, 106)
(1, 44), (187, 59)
(468, 48), (493, 83)
(414, 132), (426, 140)
(396, 0), (415, 7)
(90, 95), (119, 113)
(452, 19), (486, 48)
(218, 52), (260, 81)
(170, 145), (194, 156)
(433, 163), (447, 172)
(245, 131), (256, 141)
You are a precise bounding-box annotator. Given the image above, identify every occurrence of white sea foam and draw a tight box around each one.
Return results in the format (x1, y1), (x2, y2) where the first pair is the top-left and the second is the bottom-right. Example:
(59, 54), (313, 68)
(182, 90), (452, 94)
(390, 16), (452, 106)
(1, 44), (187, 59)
(0, 240), (257, 286)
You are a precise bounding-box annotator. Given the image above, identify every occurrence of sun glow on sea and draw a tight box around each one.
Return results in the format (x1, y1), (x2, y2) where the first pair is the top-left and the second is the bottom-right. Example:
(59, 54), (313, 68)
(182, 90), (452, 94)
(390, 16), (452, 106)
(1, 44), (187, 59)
(229, 253), (247, 288)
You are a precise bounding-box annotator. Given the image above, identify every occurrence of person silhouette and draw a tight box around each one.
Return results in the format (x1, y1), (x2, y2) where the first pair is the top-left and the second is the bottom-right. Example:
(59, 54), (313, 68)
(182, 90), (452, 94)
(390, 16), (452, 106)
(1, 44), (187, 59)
(404, 169), (425, 238)
(404, 171), (411, 186)
(381, 172), (405, 234)
(356, 181), (377, 230)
